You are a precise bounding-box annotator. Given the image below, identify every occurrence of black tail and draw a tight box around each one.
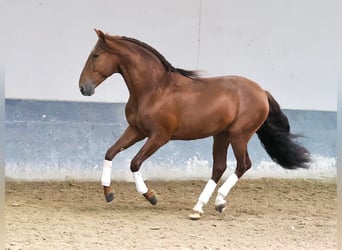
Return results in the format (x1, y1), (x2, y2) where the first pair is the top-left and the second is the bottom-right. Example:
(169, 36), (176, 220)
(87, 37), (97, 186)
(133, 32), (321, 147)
(256, 91), (311, 169)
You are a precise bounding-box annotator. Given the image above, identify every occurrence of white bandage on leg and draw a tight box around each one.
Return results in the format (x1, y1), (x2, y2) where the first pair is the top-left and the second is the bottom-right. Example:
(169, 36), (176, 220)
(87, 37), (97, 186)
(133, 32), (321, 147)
(101, 160), (112, 187)
(193, 179), (217, 213)
(215, 173), (238, 206)
(133, 170), (148, 194)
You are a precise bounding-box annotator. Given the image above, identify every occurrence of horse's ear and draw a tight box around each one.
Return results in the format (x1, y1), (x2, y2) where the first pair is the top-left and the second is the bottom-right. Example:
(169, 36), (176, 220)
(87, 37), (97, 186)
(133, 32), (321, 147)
(94, 29), (105, 41)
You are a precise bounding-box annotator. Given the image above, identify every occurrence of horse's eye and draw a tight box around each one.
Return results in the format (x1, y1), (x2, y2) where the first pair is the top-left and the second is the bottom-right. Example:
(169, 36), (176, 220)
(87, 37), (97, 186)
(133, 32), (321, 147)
(93, 54), (99, 59)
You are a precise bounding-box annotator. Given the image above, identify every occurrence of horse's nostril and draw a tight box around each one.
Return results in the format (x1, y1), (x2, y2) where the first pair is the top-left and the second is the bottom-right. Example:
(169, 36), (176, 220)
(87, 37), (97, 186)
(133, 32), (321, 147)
(79, 83), (94, 96)
(79, 85), (85, 95)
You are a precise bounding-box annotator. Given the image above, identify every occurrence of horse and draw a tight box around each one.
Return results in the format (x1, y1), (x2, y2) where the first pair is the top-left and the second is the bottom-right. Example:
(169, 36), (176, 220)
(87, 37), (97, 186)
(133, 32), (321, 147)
(79, 29), (310, 220)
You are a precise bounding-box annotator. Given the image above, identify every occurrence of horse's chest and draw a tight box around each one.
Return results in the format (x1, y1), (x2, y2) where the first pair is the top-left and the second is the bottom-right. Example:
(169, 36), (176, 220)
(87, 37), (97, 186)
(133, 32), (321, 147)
(125, 106), (152, 135)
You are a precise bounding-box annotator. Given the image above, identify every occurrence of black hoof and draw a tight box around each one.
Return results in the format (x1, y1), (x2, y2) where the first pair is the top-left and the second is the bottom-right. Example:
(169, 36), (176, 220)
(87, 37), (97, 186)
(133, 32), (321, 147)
(143, 189), (158, 205)
(215, 204), (226, 213)
(148, 195), (158, 205)
(105, 192), (114, 203)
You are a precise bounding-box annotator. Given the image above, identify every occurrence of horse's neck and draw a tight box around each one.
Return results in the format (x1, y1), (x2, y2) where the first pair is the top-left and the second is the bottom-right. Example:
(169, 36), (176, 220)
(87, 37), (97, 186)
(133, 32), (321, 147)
(118, 49), (167, 98)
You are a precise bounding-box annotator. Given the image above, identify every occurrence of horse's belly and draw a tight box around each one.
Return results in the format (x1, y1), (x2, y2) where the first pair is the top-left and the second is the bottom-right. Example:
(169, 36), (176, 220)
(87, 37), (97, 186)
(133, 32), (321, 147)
(171, 129), (220, 140)
(171, 112), (234, 140)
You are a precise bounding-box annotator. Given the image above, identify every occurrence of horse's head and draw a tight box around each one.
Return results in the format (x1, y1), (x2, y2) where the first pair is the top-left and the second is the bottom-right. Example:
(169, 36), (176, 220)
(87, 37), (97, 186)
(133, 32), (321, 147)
(79, 29), (120, 96)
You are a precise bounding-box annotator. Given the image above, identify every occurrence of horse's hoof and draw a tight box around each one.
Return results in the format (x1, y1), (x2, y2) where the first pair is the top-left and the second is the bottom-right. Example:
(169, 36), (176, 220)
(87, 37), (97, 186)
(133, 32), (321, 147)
(189, 210), (202, 220)
(103, 186), (114, 203)
(105, 192), (115, 202)
(215, 203), (226, 213)
(143, 189), (158, 205)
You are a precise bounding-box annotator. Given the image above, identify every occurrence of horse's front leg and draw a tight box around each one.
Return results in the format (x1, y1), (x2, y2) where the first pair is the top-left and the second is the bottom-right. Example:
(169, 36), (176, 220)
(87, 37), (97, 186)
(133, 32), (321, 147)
(102, 125), (145, 202)
(130, 134), (169, 205)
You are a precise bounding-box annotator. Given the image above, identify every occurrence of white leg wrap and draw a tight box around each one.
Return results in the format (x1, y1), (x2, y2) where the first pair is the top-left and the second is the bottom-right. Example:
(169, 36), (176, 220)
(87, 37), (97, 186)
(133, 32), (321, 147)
(101, 160), (112, 187)
(193, 179), (217, 213)
(215, 174), (238, 206)
(133, 171), (148, 194)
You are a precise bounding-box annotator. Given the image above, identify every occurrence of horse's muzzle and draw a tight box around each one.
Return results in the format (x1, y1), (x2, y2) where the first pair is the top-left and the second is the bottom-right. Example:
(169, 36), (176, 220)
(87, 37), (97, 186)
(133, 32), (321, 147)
(79, 84), (95, 96)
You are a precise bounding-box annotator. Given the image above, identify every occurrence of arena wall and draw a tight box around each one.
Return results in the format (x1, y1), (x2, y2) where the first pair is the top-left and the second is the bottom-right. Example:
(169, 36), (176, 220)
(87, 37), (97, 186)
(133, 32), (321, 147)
(5, 99), (336, 181)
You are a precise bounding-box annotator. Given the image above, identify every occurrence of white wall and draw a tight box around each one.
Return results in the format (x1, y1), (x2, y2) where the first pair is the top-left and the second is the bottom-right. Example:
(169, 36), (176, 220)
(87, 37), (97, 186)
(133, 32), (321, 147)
(4, 0), (340, 111)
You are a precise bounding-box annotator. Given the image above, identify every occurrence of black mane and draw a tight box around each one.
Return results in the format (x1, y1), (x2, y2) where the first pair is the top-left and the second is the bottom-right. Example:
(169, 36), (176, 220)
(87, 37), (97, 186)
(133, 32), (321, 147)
(120, 36), (199, 79)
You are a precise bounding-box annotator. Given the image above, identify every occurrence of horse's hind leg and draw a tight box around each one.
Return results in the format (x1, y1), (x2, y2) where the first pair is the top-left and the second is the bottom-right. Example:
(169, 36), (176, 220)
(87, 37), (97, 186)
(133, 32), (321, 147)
(189, 132), (230, 220)
(215, 138), (252, 212)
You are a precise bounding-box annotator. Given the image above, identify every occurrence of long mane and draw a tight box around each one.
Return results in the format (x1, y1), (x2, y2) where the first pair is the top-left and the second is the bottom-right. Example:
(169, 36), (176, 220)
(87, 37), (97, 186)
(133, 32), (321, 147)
(120, 36), (200, 79)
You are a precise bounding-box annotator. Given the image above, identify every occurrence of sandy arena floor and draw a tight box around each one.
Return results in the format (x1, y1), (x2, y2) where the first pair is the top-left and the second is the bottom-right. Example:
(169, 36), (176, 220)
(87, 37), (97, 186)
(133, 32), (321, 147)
(5, 178), (336, 249)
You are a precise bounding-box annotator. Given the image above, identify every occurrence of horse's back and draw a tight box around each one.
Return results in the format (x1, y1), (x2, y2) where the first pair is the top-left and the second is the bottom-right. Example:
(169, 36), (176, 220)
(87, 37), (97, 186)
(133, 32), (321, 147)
(194, 75), (268, 113)
(168, 75), (268, 139)
(198, 75), (264, 91)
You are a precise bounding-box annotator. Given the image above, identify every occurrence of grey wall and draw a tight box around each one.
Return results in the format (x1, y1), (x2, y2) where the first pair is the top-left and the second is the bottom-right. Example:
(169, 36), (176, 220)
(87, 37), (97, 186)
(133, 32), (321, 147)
(5, 99), (336, 181)
(4, 0), (340, 111)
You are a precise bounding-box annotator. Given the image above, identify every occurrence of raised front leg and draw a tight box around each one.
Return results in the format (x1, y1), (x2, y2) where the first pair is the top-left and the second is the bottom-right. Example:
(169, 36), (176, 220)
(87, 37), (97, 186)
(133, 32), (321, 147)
(130, 134), (170, 205)
(102, 126), (145, 202)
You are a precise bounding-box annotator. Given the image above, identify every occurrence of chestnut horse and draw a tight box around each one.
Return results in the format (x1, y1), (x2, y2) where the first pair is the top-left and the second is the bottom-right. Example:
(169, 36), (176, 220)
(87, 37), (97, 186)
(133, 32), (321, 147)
(79, 29), (310, 220)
